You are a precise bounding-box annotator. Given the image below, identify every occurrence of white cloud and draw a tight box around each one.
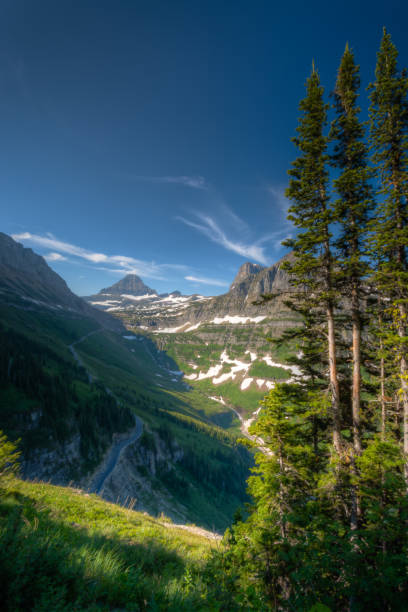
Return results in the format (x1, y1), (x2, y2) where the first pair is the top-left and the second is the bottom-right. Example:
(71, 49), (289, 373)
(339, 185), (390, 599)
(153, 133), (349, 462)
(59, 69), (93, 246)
(185, 275), (229, 287)
(177, 213), (270, 265)
(266, 185), (291, 216)
(44, 252), (68, 262)
(12, 232), (186, 281)
(132, 175), (208, 190)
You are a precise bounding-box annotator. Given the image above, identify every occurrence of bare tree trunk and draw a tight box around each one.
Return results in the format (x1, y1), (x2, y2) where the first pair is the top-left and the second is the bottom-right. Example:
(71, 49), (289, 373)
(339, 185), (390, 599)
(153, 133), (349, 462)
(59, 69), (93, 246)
(380, 337), (386, 440)
(393, 180), (408, 487)
(397, 304), (408, 489)
(323, 226), (342, 455)
(278, 446), (286, 540)
(327, 304), (342, 454)
(351, 284), (362, 456)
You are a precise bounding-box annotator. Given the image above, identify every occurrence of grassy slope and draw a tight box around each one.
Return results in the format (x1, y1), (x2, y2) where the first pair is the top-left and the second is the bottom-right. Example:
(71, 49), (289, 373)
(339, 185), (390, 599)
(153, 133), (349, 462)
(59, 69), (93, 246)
(157, 322), (297, 418)
(0, 478), (223, 611)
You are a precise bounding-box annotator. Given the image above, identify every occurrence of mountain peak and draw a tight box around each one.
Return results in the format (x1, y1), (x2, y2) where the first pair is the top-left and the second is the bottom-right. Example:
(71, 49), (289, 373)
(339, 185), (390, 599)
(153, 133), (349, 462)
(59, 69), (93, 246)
(229, 262), (265, 291)
(99, 274), (157, 296)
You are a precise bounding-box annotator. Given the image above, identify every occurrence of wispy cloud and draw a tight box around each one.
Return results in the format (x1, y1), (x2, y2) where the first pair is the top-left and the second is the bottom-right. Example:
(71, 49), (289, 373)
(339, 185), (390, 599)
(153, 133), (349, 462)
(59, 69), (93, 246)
(266, 185), (291, 216)
(131, 175), (208, 190)
(12, 232), (187, 280)
(44, 252), (68, 262)
(185, 275), (229, 287)
(177, 212), (270, 265)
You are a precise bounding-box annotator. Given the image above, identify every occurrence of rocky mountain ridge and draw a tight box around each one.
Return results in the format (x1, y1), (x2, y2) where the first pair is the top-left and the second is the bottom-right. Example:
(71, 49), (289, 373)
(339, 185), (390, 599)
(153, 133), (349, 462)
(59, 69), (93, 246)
(0, 232), (123, 332)
(86, 253), (295, 332)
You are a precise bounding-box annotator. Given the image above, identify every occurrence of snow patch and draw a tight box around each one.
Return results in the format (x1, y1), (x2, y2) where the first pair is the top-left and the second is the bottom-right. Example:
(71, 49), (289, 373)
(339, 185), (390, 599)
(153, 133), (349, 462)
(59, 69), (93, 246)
(262, 355), (302, 377)
(208, 396), (226, 405)
(184, 322), (201, 332)
(90, 300), (121, 306)
(121, 293), (155, 301)
(197, 364), (223, 381)
(213, 372), (235, 384)
(211, 315), (267, 325)
(153, 324), (187, 334)
(241, 377), (253, 390)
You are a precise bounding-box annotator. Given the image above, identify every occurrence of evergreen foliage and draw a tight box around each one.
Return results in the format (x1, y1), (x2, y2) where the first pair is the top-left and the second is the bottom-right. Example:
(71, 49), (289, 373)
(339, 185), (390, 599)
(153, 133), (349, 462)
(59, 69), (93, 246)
(0, 431), (20, 487)
(212, 30), (408, 610)
(368, 27), (408, 485)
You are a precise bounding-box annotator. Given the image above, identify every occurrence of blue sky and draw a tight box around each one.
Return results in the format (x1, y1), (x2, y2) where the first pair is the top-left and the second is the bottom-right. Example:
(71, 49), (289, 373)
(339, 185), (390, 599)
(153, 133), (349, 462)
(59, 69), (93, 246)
(1, 0), (407, 295)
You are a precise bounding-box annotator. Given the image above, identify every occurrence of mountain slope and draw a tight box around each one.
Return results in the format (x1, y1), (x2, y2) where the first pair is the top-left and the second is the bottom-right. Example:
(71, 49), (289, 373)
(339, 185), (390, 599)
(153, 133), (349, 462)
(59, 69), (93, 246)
(0, 232), (123, 332)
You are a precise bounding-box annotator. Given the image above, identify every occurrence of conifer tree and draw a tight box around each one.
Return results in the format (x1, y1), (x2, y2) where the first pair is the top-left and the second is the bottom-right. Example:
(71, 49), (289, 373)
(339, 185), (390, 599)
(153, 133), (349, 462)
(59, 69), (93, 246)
(368, 28), (408, 484)
(284, 65), (342, 454)
(330, 44), (374, 465)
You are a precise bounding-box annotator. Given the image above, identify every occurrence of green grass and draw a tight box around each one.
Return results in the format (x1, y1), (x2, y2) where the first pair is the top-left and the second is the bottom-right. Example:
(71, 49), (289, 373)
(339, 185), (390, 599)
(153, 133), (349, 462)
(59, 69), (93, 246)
(0, 478), (225, 611)
(248, 361), (291, 380)
(194, 379), (267, 418)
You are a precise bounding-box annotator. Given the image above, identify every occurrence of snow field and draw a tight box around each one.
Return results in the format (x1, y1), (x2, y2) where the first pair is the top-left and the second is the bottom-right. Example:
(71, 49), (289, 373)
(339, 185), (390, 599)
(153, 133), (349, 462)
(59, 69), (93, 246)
(183, 349), (300, 390)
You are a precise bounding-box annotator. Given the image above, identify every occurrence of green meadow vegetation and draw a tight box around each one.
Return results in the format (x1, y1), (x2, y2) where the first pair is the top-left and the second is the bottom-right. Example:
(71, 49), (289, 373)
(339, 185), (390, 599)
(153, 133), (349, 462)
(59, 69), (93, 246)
(0, 473), (222, 611)
(248, 362), (291, 380)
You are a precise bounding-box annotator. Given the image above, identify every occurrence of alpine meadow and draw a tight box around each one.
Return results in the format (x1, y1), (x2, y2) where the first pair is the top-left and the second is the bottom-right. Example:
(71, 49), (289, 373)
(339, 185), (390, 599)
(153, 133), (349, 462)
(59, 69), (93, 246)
(1, 9), (408, 612)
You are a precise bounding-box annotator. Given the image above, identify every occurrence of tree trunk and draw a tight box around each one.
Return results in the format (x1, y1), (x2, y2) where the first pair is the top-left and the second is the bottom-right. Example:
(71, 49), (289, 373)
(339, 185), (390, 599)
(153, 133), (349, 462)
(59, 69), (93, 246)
(380, 337), (386, 440)
(327, 304), (342, 454)
(351, 284), (362, 456)
(397, 304), (408, 488)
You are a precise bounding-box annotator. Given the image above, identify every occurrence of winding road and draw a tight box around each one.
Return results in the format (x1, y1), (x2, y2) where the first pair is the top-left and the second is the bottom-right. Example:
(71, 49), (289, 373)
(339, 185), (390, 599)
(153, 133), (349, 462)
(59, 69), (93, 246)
(90, 415), (143, 494)
(68, 328), (144, 495)
(68, 329), (100, 383)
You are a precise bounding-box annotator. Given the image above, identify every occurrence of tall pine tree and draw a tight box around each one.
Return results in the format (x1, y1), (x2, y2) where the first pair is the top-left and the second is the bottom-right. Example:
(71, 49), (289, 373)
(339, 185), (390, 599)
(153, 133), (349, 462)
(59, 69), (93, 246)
(330, 44), (374, 460)
(369, 28), (408, 484)
(330, 47), (375, 541)
(284, 65), (342, 454)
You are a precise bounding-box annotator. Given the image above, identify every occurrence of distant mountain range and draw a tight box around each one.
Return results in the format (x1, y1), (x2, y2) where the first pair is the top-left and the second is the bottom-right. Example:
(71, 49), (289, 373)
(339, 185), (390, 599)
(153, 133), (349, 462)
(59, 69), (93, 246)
(85, 254), (294, 332)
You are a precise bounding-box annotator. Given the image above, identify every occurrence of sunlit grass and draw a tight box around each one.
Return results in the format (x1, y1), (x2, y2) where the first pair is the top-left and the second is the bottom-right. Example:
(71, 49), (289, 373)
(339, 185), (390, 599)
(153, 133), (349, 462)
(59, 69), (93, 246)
(0, 478), (221, 611)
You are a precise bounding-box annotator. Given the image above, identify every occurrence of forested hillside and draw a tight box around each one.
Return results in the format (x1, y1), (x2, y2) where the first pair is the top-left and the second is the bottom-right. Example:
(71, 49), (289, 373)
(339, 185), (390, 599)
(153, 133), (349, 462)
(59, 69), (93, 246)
(0, 324), (134, 479)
